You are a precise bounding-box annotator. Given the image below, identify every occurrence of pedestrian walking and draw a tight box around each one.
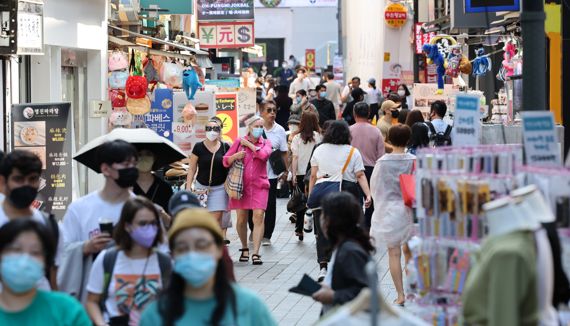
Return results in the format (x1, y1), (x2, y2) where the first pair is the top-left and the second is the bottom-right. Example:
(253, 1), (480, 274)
(341, 88), (365, 126)
(279, 62), (295, 88)
(264, 77), (276, 102)
(86, 196), (170, 326)
(365, 78), (383, 122)
(323, 72), (342, 117)
(370, 124), (415, 306)
(134, 149), (173, 212)
(377, 100), (401, 139)
(404, 109), (425, 128)
(397, 83), (412, 109)
(311, 85), (336, 128)
(223, 116), (272, 265)
(288, 67), (313, 99)
(291, 89), (318, 116)
(60, 140), (138, 302)
(0, 219), (91, 325)
(186, 117), (231, 225)
(0, 150), (63, 290)
(341, 76), (362, 104)
(349, 102), (385, 230)
(291, 111), (322, 241)
(140, 209), (277, 326)
(275, 85), (293, 130)
(407, 122), (430, 155)
(308, 121), (371, 282)
(311, 192), (374, 314)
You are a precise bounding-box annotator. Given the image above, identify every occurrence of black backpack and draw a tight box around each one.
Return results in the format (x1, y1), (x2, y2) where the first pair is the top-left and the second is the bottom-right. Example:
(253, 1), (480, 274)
(425, 121), (453, 147)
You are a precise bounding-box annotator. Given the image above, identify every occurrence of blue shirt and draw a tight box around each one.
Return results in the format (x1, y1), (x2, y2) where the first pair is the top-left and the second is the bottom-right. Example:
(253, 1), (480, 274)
(140, 285), (277, 326)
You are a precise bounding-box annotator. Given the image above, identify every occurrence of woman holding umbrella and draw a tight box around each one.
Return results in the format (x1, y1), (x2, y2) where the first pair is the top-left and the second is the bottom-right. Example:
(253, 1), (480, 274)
(134, 149), (173, 212)
(223, 116), (272, 265)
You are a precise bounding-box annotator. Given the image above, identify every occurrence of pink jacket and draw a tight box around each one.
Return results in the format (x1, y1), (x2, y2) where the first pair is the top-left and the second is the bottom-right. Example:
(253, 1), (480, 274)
(223, 136), (273, 210)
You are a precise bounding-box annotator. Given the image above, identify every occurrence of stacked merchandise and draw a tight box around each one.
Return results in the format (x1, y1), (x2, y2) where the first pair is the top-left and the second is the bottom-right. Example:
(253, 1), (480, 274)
(405, 145), (523, 325)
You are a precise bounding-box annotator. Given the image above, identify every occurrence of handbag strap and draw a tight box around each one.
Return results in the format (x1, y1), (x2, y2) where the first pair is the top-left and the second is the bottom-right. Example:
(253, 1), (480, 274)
(207, 143), (218, 190)
(341, 147), (355, 174)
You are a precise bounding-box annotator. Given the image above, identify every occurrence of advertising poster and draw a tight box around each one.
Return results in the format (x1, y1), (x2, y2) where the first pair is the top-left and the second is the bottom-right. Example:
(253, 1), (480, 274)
(412, 83), (459, 119)
(145, 88), (173, 140)
(521, 111), (561, 167)
(172, 90), (216, 155)
(197, 0), (254, 21)
(452, 94), (481, 146)
(11, 102), (72, 219)
(198, 21), (255, 49)
(237, 88), (257, 137)
(216, 93), (239, 143)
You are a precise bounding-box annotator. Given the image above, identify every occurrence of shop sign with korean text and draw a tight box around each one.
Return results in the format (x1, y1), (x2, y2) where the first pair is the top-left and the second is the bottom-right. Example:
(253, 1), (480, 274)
(415, 23), (435, 54)
(452, 94), (481, 146)
(199, 22), (254, 49)
(522, 111), (562, 167)
(145, 89), (174, 140)
(384, 2), (407, 28)
(11, 102), (72, 219)
(197, 0), (254, 21)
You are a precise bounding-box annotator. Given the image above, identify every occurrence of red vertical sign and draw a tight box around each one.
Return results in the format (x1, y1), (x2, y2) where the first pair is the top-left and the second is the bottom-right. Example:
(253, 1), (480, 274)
(305, 49), (316, 72)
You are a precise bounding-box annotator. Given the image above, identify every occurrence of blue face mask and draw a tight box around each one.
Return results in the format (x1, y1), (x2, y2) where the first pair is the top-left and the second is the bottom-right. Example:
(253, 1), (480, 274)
(174, 252), (217, 287)
(319, 91), (327, 98)
(251, 127), (264, 138)
(296, 96), (302, 104)
(1, 254), (44, 293)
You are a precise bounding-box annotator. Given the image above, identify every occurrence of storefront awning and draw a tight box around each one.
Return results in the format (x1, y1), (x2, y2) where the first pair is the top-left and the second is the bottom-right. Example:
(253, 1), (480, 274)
(108, 25), (209, 56)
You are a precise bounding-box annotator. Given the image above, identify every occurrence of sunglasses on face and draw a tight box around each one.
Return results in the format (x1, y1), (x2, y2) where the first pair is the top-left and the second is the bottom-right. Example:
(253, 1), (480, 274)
(205, 126), (221, 132)
(265, 108), (277, 114)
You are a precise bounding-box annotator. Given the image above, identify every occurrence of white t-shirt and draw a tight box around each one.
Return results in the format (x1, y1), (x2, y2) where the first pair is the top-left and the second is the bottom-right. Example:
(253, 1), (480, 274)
(62, 191), (132, 244)
(264, 123), (289, 179)
(291, 132), (322, 176)
(366, 88), (381, 105)
(310, 144), (365, 183)
(87, 249), (163, 321)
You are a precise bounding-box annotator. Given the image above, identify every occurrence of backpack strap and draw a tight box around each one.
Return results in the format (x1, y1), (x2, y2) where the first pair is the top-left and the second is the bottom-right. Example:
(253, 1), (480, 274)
(424, 121), (437, 135)
(100, 247), (120, 312)
(443, 124), (453, 137)
(156, 251), (173, 288)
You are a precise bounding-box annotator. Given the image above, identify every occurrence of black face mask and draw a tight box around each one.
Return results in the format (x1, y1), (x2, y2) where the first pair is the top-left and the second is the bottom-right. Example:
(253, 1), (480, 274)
(115, 167), (139, 188)
(391, 110), (399, 118)
(8, 185), (38, 209)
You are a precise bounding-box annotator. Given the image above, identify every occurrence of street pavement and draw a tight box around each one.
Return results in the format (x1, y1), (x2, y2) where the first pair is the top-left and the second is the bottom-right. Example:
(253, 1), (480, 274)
(226, 198), (396, 325)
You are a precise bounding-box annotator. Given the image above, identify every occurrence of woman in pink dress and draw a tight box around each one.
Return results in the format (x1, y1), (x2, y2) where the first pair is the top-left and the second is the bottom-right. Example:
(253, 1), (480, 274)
(223, 116), (272, 265)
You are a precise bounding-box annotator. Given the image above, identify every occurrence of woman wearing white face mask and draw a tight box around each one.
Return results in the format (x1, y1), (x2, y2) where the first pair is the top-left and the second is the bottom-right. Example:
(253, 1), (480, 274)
(140, 209), (277, 326)
(397, 84), (412, 109)
(223, 116), (272, 265)
(134, 149), (174, 212)
(186, 118), (231, 226)
(0, 219), (91, 325)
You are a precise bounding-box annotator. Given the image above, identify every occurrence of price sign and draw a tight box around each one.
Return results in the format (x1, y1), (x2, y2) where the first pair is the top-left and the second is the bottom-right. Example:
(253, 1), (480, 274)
(522, 111), (561, 167)
(452, 94), (481, 146)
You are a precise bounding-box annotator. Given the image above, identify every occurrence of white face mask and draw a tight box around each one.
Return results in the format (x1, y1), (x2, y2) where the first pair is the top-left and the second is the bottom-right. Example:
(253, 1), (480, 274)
(264, 82), (269, 88)
(206, 131), (220, 141)
(397, 90), (406, 97)
(297, 73), (304, 79)
(289, 125), (299, 133)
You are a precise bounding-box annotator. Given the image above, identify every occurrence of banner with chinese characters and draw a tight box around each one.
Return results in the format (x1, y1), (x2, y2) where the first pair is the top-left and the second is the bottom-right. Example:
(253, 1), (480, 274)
(172, 90), (217, 155)
(145, 89), (174, 140)
(216, 93), (239, 143)
(198, 22), (255, 49)
(197, 0), (254, 21)
(11, 102), (72, 219)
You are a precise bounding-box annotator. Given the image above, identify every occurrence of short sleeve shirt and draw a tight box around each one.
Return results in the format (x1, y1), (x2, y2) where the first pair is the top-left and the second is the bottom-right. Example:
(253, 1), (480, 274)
(191, 142), (231, 186)
(310, 144), (365, 183)
(264, 123), (288, 179)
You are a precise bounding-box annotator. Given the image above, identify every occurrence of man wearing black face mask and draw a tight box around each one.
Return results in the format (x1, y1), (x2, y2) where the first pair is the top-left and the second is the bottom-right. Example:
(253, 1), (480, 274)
(0, 150), (63, 290)
(376, 100), (401, 140)
(60, 140), (138, 303)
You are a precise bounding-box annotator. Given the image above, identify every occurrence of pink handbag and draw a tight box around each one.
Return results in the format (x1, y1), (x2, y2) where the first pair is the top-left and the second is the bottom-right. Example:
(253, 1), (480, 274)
(108, 51), (129, 71)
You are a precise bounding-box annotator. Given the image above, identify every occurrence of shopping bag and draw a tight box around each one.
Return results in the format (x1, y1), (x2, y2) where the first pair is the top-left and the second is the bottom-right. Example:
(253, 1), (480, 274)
(225, 160), (244, 200)
(400, 162), (416, 208)
(287, 184), (307, 213)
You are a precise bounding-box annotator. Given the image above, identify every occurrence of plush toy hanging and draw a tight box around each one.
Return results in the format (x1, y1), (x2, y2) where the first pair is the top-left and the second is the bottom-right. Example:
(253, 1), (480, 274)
(497, 40), (516, 81)
(445, 45), (462, 78)
(182, 66), (203, 100)
(109, 107), (133, 129)
(472, 48), (492, 77)
(422, 43), (445, 94)
(126, 50), (149, 100)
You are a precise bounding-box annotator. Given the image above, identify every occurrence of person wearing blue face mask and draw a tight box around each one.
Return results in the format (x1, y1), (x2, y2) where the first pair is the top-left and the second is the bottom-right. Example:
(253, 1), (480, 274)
(0, 219), (91, 325)
(141, 209), (277, 326)
(311, 84), (336, 128)
(290, 89), (317, 117)
(223, 115), (272, 266)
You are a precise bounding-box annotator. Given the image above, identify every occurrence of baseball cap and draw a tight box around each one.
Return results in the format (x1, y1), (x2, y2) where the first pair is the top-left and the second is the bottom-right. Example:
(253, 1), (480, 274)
(368, 78), (376, 84)
(168, 191), (201, 216)
(381, 100), (401, 112)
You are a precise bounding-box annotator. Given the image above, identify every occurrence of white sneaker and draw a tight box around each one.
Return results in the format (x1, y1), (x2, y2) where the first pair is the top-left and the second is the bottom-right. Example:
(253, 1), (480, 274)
(317, 267), (327, 283)
(304, 209), (313, 233)
(261, 238), (271, 246)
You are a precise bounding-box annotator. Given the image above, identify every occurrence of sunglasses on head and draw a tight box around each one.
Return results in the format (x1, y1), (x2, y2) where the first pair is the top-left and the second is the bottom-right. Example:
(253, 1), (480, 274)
(205, 126), (221, 132)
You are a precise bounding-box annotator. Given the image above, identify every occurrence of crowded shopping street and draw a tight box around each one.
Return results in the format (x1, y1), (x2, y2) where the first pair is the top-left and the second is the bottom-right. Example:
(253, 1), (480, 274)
(2, 0), (570, 325)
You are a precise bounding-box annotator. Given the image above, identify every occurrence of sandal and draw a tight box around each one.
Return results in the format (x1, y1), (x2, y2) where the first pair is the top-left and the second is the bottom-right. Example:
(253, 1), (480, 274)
(252, 254), (263, 265)
(392, 299), (405, 307)
(239, 248), (249, 262)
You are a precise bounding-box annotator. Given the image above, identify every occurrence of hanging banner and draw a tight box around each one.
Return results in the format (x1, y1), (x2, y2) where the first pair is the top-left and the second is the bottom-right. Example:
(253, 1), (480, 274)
(415, 23), (435, 54)
(197, 0), (254, 21)
(145, 89), (174, 140)
(11, 102), (72, 219)
(305, 49), (316, 71)
(452, 94), (481, 146)
(521, 111), (562, 167)
(172, 90), (216, 155)
(198, 21), (255, 49)
(237, 88), (257, 137)
(216, 93), (239, 143)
